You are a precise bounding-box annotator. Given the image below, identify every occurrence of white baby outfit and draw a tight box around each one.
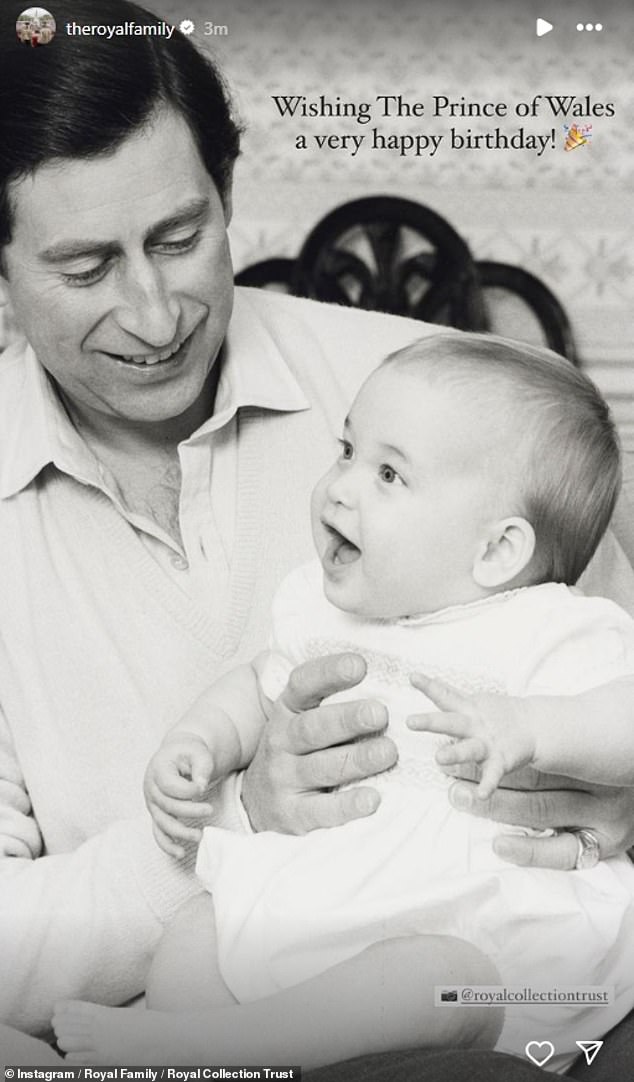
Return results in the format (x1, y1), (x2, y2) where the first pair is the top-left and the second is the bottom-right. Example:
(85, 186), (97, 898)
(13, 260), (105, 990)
(197, 561), (634, 1071)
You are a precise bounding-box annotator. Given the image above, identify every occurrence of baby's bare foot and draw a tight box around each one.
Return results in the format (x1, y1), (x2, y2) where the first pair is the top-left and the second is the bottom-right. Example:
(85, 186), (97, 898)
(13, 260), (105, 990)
(53, 1000), (213, 1066)
(53, 999), (175, 1069)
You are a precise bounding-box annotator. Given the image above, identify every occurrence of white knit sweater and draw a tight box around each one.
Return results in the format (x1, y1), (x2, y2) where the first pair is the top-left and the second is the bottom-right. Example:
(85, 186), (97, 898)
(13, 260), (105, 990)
(0, 290), (427, 1034)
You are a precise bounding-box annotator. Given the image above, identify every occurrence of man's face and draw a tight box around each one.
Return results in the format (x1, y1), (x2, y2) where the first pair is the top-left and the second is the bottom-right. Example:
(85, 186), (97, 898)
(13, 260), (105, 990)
(1, 108), (234, 427)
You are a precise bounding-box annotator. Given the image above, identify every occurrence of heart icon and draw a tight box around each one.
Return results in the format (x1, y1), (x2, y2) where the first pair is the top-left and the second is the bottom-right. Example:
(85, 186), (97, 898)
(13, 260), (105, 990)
(525, 1041), (555, 1067)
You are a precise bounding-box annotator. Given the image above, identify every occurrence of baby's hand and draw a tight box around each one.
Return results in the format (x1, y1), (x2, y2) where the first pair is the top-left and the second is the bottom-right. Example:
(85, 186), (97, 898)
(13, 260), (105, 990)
(407, 673), (537, 799)
(144, 732), (217, 858)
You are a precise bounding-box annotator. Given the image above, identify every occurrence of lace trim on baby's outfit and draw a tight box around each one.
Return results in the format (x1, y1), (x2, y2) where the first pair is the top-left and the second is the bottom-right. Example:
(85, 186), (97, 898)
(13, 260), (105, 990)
(303, 636), (506, 695)
(304, 635), (505, 794)
(395, 584), (556, 627)
(378, 755), (453, 791)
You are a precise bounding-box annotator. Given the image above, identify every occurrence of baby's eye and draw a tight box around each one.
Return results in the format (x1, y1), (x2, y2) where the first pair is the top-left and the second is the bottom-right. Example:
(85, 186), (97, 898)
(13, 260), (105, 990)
(378, 463), (403, 485)
(337, 438), (354, 461)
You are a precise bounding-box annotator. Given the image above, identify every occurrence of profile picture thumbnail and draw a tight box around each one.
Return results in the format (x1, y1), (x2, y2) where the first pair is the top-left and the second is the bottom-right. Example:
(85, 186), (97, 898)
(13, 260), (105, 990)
(16, 7), (56, 47)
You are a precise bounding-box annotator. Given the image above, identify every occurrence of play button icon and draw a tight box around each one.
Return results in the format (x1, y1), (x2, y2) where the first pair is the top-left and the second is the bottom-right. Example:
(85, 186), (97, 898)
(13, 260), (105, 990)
(536, 18), (554, 36)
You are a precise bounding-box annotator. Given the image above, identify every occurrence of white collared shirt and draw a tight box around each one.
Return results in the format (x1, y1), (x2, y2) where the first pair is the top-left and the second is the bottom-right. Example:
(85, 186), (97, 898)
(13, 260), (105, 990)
(0, 290), (309, 610)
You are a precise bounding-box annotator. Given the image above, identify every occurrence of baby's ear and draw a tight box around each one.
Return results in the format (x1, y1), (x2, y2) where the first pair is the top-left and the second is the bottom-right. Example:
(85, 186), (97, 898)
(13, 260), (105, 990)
(472, 517), (536, 589)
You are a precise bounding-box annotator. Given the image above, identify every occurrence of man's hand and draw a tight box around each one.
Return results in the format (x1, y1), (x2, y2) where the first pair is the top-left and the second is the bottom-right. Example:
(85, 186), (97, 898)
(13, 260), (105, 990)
(447, 773), (634, 869)
(241, 653), (396, 833)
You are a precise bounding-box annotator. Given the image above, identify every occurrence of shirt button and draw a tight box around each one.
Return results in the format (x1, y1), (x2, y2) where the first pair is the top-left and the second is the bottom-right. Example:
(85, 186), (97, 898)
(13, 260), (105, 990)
(171, 555), (189, 571)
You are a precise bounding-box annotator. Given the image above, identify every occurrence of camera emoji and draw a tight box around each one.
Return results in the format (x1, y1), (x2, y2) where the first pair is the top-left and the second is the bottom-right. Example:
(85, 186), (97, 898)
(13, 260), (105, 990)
(441, 990), (458, 1002)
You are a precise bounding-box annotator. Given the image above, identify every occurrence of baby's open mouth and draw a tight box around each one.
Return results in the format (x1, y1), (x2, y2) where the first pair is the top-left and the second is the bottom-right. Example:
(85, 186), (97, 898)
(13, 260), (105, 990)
(323, 521), (361, 565)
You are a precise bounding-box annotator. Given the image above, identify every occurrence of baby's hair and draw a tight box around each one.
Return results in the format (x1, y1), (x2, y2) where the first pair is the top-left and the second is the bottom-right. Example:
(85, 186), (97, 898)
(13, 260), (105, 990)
(383, 332), (621, 586)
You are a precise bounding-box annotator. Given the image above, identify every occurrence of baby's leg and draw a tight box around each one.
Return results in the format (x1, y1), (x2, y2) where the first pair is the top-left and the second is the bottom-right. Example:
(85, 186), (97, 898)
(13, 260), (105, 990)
(54, 933), (502, 1068)
(54, 893), (235, 1066)
(146, 892), (237, 1011)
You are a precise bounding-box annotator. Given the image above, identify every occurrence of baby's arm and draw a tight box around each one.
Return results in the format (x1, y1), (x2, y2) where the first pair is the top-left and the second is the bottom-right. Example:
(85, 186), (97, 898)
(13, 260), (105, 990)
(408, 599), (634, 798)
(409, 672), (634, 798)
(145, 660), (268, 856)
(522, 677), (634, 785)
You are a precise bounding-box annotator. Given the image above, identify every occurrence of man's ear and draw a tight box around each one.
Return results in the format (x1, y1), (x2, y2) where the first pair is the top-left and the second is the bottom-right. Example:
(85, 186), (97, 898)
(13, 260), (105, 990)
(222, 168), (234, 227)
(472, 517), (536, 589)
(0, 259), (10, 308)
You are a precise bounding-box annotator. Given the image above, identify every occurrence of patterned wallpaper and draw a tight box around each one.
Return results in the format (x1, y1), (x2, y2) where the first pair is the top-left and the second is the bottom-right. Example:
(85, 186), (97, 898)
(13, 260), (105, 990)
(153, 0), (634, 430)
(2, 0), (632, 429)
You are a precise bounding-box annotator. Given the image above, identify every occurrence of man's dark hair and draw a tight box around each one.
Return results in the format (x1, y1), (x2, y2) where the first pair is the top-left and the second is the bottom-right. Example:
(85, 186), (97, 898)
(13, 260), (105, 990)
(0, 0), (242, 251)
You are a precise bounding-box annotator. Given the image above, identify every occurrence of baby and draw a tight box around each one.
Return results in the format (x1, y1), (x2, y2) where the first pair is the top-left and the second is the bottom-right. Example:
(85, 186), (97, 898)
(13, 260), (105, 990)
(55, 333), (634, 1071)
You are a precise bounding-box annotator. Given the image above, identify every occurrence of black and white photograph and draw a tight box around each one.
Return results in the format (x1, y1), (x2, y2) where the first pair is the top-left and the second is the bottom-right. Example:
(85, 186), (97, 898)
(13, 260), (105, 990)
(0, 0), (633, 1077)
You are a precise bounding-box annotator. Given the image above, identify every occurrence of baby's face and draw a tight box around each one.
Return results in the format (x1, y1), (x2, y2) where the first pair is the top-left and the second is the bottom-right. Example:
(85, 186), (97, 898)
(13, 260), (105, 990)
(312, 364), (502, 619)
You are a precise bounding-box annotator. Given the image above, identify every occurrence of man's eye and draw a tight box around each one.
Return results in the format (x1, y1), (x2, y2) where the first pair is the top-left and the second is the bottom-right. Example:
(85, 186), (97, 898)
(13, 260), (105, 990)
(155, 231), (201, 253)
(60, 232), (201, 287)
(61, 262), (109, 287)
(337, 438), (354, 460)
(378, 463), (403, 485)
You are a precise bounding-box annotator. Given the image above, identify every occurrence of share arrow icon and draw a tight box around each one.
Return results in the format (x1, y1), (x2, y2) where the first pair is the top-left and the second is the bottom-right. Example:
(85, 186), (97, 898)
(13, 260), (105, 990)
(575, 1041), (603, 1066)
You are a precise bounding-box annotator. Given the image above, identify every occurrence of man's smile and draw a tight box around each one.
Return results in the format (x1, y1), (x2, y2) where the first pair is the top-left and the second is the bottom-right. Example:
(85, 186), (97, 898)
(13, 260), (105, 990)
(118, 338), (185, 366)
(100, 326), (200, 371)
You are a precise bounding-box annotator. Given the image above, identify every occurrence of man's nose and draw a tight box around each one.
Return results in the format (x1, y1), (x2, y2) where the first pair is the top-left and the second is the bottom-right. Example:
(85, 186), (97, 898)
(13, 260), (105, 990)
(111, 259), (180, 347)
